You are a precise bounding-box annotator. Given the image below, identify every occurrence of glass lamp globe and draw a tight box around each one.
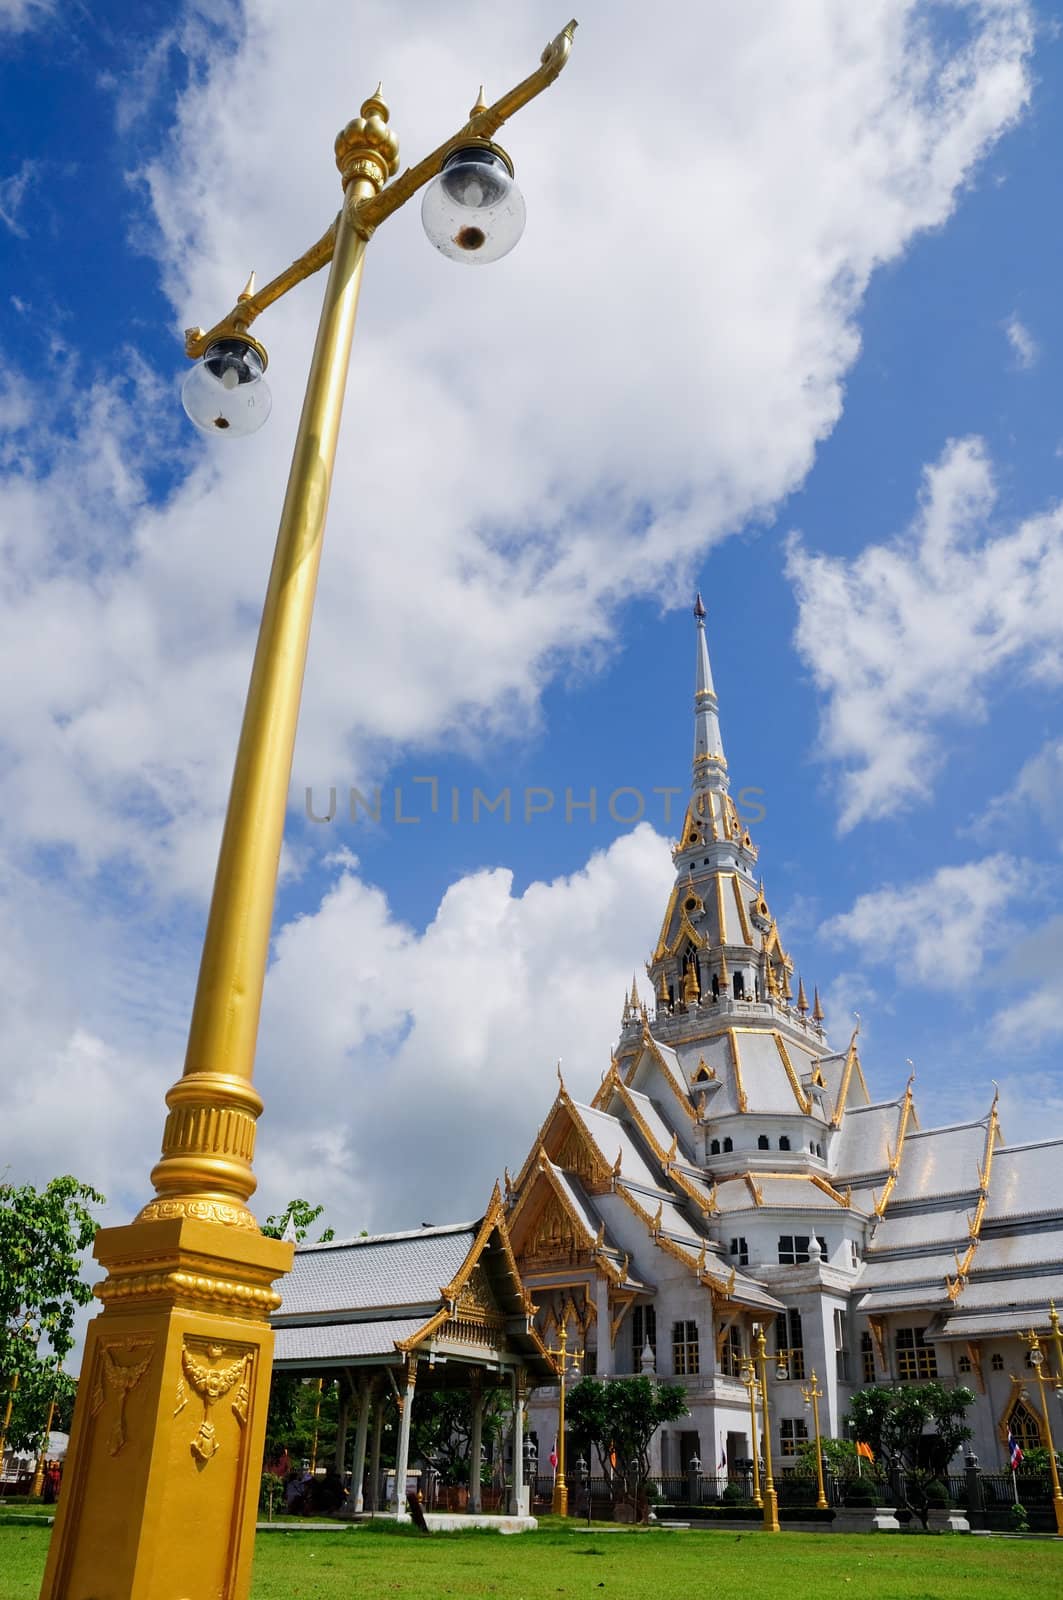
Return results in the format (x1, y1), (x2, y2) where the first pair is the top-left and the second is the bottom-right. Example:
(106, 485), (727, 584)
(421, 145), (526, 264)
(181, 337), (271, 437)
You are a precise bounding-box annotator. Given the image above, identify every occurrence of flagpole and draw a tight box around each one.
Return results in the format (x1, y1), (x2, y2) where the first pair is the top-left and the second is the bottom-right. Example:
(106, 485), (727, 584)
(1011, 1465), (1018, 1504)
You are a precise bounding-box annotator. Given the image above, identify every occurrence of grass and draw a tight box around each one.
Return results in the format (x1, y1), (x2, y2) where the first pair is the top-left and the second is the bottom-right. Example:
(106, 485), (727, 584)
(1, 1517), (1060, 1600)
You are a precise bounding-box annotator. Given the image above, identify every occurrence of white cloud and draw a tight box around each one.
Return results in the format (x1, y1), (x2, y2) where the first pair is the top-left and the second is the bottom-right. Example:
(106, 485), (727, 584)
(0, 0), (52, 35)
(788, 437), (1063, 829)
(1004, 311), (1039, 367)
(821, 853), (1028, 987)
(978, 736), (1063, 843)
(0, 1), (1036, 903)
(0, 161), (36, 236)
(0, 824), (675, 1236)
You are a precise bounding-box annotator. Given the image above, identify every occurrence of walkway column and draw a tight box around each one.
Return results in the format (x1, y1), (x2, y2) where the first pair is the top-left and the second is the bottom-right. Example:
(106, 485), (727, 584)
(469, 1368), (484, 1513)
(334, 1377), (351, 1475)
(350, 1377), (373, 1514)
(391, 1357), (417, 1513)
(595, 1277), (613, 1374)
(510, 1368), (525, 1514)
(367, 1395), (385, 1513)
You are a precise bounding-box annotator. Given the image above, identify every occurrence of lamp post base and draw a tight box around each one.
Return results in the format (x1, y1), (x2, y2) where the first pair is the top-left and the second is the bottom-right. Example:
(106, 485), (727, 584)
(552, 1482), (569, 1516)
(761, 1487), (780, 1533)
(39, 1215), (292, 1600)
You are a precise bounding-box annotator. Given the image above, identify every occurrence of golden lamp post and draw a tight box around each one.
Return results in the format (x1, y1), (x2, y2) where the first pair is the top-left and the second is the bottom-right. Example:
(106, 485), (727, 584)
(1022, 1326), (1063, 1536)
(751, 1323), (781, 1532)
(545, 1322), (583, 1516)
(799, 1369), (828, 1511)
(739, 1358), (763, 1508)
(40, 22), (578, 1600)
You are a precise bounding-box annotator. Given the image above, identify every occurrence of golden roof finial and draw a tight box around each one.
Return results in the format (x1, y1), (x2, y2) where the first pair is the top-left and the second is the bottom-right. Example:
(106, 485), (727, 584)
(556, 1058), (565, 1093)
(781, 966), (792, 1001)
(613, 1148), (623, 1178)
(797, 976), (808, 1013)
(853, 1010), (862, 1037)
(631, 974), (640, 1008)
(812, 985), (825, 1023)
(470, 83), (488, 117)
(682, 962), (700, 1005)
(237, 271), (256, 303)
(905, 1058), (916, 1093)
(718, 948), (729, 986)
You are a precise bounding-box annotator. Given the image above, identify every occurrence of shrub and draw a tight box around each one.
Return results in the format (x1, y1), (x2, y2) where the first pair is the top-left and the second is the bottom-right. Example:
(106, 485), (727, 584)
(843, 1477), (877, 1506)
(1009, 1502), (1030, 1533)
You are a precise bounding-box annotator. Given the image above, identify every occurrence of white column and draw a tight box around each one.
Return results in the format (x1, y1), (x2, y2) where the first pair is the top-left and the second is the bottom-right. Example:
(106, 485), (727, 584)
(391, 1358), (418, 1514)
(368, 1396), (384, 1513)
(510, 1370), (525, 1515)
(334, 1380), (351, 1475)
(469, 1372), (484, 1513)
(350, 1378), (372, 1514)
(596, 1277), (614, 1375)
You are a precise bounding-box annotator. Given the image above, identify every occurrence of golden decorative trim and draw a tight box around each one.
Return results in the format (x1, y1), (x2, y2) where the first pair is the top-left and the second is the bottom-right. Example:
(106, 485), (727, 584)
(180, 1342), (250, 1465)
(874, 1080), (915, 1217)
(830, 1025), (862, 1130)
(727, 1030), (748, 1113)
(808, 1173), (851, 1208)
(638, 1029), (699, 1122)
(94, 1270), (282, 1318)
(731, 875), (754, 946)
(772, 1032), (812, 1114)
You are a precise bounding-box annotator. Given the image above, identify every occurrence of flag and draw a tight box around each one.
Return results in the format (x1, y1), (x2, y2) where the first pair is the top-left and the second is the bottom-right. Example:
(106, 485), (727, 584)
(718, 1436), (727, 1472)
(1008, 1431), (1023, 1471)
(549, 1438), (559, 1474)
(856, 1441), (875, 1463)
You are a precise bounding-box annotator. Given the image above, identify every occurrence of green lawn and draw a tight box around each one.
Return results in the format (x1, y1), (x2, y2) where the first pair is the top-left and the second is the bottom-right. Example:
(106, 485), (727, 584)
(1, 1519), (1059, 1600)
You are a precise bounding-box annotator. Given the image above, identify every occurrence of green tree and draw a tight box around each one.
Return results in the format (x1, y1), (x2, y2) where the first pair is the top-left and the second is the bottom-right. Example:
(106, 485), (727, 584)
(261, 1199), (335, 1244)
(411, 1389), (511, 1488)
(566, 1375), (687, 1520)
(847, 1382), (974, 1528)
(0, 1176), (103, 1455)
(792, 1435), (879, 1483)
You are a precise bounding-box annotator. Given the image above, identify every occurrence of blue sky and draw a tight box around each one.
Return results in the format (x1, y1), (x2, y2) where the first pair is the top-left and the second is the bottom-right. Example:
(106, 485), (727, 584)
(1, 2), (1061, 1259)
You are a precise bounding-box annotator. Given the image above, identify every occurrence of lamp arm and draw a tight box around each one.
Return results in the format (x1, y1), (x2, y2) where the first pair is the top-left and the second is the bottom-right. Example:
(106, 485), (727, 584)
(354, 18), (578, 234)
(185, 221), (339, 358)
(183, 19), (577, 359)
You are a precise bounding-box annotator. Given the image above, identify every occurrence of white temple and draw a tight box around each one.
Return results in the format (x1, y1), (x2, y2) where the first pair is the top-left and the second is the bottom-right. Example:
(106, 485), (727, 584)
(509, 597), (1063, 1477)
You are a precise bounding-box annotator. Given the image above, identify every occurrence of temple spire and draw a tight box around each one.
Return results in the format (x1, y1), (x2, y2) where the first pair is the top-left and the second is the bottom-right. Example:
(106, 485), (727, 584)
(692, 593), (727, 794)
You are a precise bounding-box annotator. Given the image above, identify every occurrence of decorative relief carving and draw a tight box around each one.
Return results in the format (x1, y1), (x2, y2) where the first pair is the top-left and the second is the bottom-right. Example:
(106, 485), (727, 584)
(90, 1337), (154, 1456)
(134, 1197), (259, 1231)
(162, 1104), (257, 1164)
(179, 1342), (252, 1465)
(555, 1127), (601, 1183)
(527, 1195), (580, 1261)
(456, 1262), (501, 1324)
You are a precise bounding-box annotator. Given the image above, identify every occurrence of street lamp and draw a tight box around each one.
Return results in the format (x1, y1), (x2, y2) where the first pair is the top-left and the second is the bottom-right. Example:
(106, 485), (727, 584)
(544, 1321), (583, 1515)
(1022, 1329), (1063, 1536)
(752, 1323), (781, 1533)
(800, 1369), (828, 1511)
(1048, 1303), (1063, 1401)
(39, 23), (578, 1600)
(576, 1453), (592, 1526)
(740, 1358), (764, 1508)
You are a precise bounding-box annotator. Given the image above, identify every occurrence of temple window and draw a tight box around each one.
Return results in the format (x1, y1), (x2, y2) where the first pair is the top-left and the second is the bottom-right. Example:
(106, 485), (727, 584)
(723, 1137), (733, 1153)
(672, 1320), (700, 1376)
(834, 1309), (851, 1382)
(860, 1331), (875, 1383)
(779, 1136), (791, 1151)
(719, 1325), (744, 1378)
(631, 1304), (657, 1370)
(710, 1138), (721, 1155)
(1009, 1399), (1043, 1453)
(712, 974), (720, 1000)
(758, 1135), (770, 1150)
(779, 1418), (809, 1457)
(991, 1353), (1004, 1372)
(729, 1236), (749, 1265)
(777, 1235), (826, 1266)
(957, 1354), (972, 1374)
(896, 1327), (937, 1380)
(775, 1309), (805, 1379)
(733, 972), (745, 999)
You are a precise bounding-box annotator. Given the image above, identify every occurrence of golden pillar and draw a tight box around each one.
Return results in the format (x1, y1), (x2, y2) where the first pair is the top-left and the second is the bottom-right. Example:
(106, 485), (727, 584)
(800, 1369), (828, 1511)
(1022, 1329), (1063, 1537)
(753, 1324), (780, 1533)
(40, 21), (577, 1599)
(545, 1322), (582, 1516)
(740, 1358), (763, 1508)
(31, 1400), (57, 1500)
